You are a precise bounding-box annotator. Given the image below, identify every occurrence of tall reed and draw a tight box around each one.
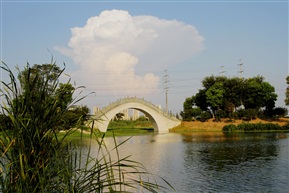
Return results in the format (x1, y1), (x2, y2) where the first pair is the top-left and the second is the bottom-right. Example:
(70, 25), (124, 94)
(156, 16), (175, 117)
(0, 61), (173, 192)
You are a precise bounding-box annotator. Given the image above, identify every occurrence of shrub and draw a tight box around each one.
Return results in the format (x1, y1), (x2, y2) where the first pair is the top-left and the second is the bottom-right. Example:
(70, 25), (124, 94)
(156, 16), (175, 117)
(273, 107), (288, 117)
(222, 122), (284, 132)
(222, 124), (237, 132)
(282, 123), (289, 130)
(0, 62), (172, 192)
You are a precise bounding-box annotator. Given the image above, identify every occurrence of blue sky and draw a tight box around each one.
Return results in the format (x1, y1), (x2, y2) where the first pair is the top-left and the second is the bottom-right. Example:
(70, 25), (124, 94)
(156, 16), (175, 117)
(1, 1), (288, 114)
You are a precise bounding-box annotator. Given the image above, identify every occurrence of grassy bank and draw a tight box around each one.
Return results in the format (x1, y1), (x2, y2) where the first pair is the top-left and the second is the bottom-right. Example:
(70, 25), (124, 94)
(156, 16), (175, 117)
(106, 120), (154, 136)
(58, 118), (289, 141)
(170, 118), (289, 133)
(57, 127), (154, 142)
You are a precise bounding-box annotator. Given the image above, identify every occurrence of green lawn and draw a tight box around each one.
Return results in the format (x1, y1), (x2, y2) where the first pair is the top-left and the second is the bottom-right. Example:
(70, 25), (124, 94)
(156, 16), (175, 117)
(56, 126), (154, 143)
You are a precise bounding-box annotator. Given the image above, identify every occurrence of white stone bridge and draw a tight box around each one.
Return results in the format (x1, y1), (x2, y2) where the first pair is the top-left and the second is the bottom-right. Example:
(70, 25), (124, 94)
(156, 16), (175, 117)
(92, 97), (181, 133)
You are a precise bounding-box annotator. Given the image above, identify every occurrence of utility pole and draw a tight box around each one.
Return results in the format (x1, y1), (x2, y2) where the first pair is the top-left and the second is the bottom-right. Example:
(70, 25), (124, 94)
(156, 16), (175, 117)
(163, 70), (169, 113)
(220, 65), (226, 76)
(238, 59), (244, 78)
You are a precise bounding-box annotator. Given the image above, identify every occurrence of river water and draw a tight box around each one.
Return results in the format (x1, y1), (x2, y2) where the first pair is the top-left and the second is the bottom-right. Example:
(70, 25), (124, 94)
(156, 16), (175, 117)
(80, 132), (289, 192)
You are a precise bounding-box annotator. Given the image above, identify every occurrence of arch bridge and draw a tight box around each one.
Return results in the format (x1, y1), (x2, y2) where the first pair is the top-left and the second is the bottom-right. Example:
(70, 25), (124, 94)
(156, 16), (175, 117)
(93, 97), (181, 133)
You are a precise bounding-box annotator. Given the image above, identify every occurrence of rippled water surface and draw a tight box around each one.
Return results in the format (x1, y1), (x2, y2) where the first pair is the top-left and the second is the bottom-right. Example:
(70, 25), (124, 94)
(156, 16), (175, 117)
(83, 132), (289, 192)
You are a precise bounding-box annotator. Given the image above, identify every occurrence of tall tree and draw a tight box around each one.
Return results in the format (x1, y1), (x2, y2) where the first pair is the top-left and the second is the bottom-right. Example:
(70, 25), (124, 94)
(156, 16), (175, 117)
(55, 83), (75, 110)
(195, 89), (209, 112)
(223, 77), (244, 112)
(180, 97), (194, 121)
(205, 82), (225, 117)
(242, 76), (277, 110)
(18, 63), (62, 93)
(17, 63), (76, 111)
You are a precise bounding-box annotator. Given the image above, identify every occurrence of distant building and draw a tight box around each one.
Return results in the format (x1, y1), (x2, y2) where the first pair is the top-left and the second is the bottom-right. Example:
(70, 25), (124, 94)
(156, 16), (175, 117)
(121, 109), (129, 120)
(132, 109), (140, 121)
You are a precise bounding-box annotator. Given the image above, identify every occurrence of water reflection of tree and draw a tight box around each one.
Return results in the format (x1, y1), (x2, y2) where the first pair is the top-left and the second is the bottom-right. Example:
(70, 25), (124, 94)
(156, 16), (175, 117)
(183, 133), (280, 170)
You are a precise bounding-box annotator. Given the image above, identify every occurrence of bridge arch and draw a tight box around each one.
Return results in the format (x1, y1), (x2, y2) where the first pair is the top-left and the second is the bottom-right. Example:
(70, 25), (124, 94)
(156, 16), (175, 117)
(93, 97), (181, 133)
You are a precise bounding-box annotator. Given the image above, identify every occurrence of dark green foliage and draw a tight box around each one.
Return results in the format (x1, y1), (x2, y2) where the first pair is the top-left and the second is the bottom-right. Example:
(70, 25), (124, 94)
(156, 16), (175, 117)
(222, 124), (237, 132)
(222, 122), (288, 132)
(275, 107), (288, 117)
(195, 89), (209, 112)
(271, 107), (288, 118)
(180, 97), (194, 121)
(191, 107), (202, 118)
(0, 114), (12, 131)
(282, 123), (289, 130)
(197, 111), (212, 122)
(215, 109), (227, 119)
(182, 75), (278, 120)
(61, 105), (91, 130)
(115, 112), (125, 120)
(55, 83), (75, 110)
(205, 82), (224, 113)
(232, 109), (253, 120)
(180, 96), (204, 121)
(242, 77), (277, 110)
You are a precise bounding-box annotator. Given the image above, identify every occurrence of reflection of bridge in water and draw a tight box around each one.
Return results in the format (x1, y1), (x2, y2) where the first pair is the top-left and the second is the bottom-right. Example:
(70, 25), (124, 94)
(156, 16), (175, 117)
(93, 97), (181, 133)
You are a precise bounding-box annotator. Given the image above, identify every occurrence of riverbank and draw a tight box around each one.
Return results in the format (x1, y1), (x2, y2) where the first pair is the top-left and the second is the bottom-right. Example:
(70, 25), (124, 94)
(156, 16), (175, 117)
(57, 118), (289, 140)
(58, 127), (154, 142)
(170, 118), (289, 132)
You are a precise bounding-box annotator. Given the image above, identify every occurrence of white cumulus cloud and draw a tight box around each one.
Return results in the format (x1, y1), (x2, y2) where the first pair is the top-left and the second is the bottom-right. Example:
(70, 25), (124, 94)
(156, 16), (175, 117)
(55, 9), (204, 97)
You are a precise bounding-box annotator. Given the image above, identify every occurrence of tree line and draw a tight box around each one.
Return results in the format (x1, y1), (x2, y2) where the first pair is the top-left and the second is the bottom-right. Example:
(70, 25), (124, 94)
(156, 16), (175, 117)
(180, 75), (288, 121)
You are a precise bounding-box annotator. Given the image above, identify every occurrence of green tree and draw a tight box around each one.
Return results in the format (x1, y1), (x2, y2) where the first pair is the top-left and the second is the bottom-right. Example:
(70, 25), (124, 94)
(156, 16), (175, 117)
(180, 97), (194, 121)
(199, 76), (244, 115)
(242, 76), (277, 110)
(273, 107), (288, 117)
(202, 75), (227, 90)
(115, 112), (125, 120)
(16, 63), (77, 130)
(55, 83), (75, 110)
(18, 63), (62, 94)
(223, 77), (244, 114)
(195, 89), (209, 111)
(61, 105), (91, 130)
(184, 75), (277, 120)
(206, 82), (225, 117)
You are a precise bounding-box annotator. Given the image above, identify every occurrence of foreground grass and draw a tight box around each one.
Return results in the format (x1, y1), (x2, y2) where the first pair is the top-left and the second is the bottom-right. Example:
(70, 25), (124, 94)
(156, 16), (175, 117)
(0, 62), (174, 192)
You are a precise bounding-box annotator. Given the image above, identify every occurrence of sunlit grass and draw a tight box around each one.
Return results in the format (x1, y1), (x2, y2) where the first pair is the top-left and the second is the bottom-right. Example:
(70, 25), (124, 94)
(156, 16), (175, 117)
(57, 127), (154, 142)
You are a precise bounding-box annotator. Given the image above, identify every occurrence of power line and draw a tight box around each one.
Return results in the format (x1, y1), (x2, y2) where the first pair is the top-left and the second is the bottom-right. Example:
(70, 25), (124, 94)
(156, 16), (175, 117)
(163, 70), (169, 113)
(220, 65), (226, 76)
(238, 59), (244, 78)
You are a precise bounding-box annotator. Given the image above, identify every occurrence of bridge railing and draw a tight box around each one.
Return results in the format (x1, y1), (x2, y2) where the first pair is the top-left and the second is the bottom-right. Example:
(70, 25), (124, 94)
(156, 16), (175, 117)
(95, 97), (179, 121)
